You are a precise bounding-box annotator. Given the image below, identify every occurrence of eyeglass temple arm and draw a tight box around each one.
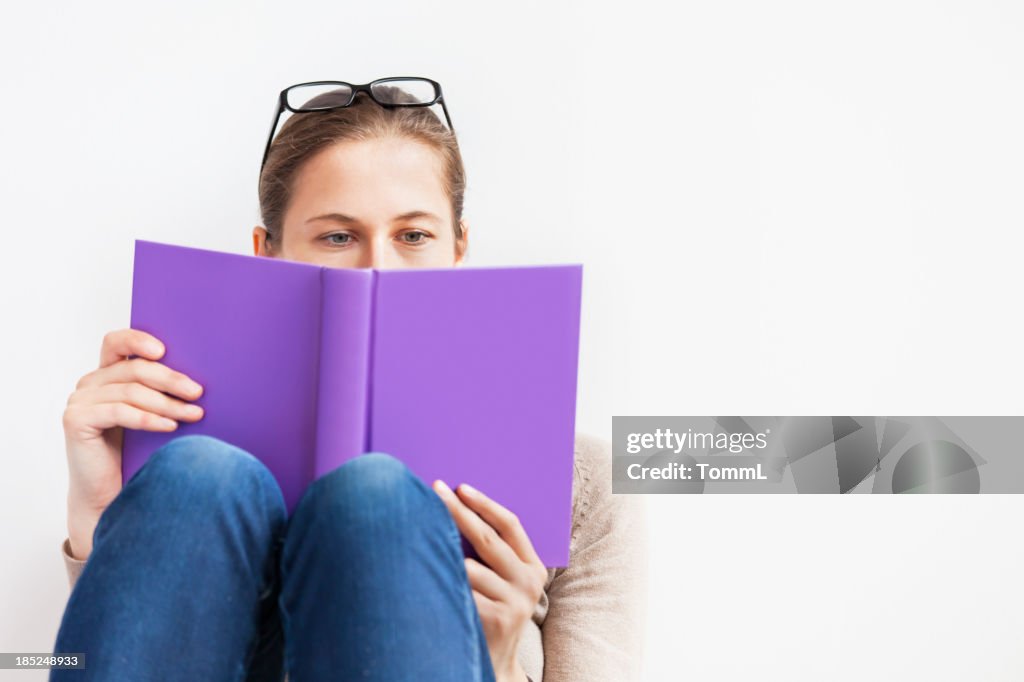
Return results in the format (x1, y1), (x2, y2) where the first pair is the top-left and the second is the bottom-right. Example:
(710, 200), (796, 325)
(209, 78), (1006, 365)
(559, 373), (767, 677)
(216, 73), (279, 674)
(439, 97), (455, 134)
(260, 98), (285, 173)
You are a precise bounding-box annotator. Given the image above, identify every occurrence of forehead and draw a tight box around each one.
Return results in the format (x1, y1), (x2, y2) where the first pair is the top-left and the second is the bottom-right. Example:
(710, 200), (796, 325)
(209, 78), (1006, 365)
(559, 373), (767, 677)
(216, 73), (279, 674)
(289, 137), (449, 216)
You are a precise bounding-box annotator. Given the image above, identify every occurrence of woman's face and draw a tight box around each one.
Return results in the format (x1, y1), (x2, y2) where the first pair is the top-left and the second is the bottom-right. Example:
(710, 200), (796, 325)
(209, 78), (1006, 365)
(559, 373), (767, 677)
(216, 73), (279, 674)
(253, 137), (467, 269)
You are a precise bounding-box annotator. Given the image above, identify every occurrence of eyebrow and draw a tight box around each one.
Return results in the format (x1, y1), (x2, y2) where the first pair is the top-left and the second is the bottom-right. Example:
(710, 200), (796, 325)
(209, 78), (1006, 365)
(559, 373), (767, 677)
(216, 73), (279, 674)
(306, 210), (443, 225)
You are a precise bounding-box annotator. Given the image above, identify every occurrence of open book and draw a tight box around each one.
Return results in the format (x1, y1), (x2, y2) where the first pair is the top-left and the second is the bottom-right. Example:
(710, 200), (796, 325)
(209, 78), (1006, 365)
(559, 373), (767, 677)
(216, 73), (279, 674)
(122, 240), (582, 566)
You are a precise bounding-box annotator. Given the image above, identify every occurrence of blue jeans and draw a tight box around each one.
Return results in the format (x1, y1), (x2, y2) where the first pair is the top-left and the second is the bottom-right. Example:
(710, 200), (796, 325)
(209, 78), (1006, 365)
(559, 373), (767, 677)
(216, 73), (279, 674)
(52, 435), (496, 681)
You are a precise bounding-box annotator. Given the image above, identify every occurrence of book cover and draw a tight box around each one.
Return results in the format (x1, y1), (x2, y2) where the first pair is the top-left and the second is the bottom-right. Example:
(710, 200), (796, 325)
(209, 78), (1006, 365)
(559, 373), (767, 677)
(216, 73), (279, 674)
(122, 240), (582, 566)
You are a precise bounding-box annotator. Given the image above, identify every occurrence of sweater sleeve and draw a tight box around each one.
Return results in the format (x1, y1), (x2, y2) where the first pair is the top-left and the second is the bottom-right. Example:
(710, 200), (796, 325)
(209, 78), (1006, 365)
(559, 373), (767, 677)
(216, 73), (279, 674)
(62, 538), (87, 590)
(540, 433), (648, 682)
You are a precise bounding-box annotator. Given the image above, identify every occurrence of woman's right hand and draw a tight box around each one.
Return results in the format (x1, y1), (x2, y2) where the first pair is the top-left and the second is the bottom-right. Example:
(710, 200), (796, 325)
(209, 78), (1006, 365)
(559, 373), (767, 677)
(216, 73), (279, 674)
(62, 329), (205, 560)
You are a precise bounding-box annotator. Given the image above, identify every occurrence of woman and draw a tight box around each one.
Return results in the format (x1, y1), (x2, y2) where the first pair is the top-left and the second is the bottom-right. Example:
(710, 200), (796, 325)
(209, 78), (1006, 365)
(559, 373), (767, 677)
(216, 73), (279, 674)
(55, 78), (646, 681)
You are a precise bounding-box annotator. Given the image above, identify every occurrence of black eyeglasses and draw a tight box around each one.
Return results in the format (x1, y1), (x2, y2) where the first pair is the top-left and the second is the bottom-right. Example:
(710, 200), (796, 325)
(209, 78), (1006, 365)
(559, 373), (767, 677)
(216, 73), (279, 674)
(260, 77), (454, 175)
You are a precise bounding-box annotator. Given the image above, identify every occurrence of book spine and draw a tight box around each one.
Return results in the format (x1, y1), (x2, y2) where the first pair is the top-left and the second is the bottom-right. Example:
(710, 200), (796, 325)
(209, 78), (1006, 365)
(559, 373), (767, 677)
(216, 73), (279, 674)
(312, 268), (375, 477)
(362, 270), (378, 453)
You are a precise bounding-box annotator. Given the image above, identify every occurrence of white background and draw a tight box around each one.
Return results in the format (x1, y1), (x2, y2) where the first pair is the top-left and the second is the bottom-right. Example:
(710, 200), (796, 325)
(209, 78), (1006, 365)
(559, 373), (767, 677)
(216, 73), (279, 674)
(1, 1), (1023, 680)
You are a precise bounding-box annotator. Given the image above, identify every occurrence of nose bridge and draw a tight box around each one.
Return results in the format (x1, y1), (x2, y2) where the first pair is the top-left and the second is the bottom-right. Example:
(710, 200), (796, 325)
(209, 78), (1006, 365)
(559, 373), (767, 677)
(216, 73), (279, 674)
(361, 228), (390, 269)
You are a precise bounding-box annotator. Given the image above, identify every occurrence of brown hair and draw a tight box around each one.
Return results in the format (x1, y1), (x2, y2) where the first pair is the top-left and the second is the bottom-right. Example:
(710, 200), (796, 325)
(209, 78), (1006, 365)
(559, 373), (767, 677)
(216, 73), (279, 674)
(258, 86), (466, 248)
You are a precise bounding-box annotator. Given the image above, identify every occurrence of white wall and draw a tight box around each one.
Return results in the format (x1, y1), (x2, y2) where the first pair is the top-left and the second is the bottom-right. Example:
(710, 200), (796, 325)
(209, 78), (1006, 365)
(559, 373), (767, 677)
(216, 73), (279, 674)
(1, 1), (1022, 679)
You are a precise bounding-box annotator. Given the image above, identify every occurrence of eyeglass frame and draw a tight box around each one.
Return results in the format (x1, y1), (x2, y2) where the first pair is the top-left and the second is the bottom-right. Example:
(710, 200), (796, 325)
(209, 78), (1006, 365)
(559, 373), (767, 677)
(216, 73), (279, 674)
(259, 77), (454, 177)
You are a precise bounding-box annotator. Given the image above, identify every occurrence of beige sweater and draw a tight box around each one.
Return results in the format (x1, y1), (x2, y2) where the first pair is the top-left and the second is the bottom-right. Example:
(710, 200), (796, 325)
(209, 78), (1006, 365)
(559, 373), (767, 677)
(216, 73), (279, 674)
(61, 433), (647, 681)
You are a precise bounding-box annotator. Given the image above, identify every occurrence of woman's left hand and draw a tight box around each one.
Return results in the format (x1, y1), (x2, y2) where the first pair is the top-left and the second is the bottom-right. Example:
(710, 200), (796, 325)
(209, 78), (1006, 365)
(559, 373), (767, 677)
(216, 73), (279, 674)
(433, 479), (548, 682)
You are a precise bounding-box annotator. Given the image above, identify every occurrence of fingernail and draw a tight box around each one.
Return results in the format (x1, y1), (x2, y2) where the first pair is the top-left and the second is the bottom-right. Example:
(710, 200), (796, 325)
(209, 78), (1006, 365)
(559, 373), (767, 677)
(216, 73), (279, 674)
(185, 404), (204, 418)
(459, 483), (478, 497)
(146, 339), (165, 356)
(160, 417), (177, 430)
(433, 479), (452, 496)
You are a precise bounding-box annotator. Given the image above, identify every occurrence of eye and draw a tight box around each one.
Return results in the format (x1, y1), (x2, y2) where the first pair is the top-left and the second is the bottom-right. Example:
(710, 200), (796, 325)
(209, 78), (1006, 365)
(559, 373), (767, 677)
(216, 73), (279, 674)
(323, 232), (354, 246)
(399, 230), (432, 245)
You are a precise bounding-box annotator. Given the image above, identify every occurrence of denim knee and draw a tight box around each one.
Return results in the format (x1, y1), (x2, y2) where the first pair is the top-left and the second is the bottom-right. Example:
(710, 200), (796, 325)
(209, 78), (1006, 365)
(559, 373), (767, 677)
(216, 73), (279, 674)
(301, 452), (440, 528)
(127, 434), (287, 525)
(322, 452), (414, 502)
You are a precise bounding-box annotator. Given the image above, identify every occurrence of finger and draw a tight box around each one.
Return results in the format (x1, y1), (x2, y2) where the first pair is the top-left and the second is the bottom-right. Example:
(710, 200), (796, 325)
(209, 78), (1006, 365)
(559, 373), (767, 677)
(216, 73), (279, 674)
(470, 589), (499, 624)
(72, 382), (204, 423)
(433, 479), (519, 576)
(464, 557), (514, 602)
(72, 402), (179, 433)
(455, 483), (541, 566)
(78, 358), (202, 402)
(99, 329), (166, 368)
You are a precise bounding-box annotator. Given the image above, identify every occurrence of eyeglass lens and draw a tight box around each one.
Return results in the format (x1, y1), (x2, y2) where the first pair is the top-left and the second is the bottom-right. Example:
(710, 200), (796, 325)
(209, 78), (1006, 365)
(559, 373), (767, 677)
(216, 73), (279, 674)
(285, 79), (438, 111)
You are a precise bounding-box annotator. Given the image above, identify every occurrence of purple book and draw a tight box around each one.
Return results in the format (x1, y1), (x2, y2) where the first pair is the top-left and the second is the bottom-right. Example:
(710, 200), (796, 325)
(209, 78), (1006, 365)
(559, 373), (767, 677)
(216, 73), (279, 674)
(122, 240), (582, 566)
